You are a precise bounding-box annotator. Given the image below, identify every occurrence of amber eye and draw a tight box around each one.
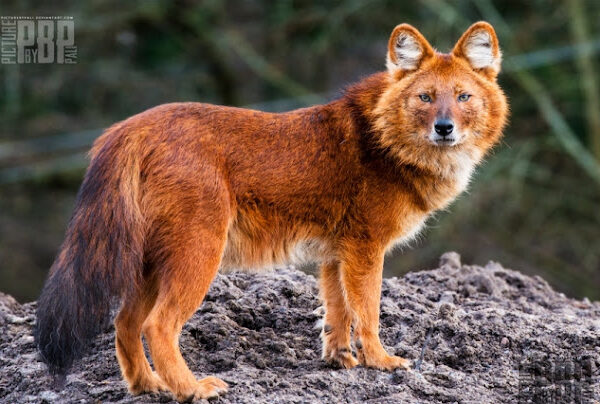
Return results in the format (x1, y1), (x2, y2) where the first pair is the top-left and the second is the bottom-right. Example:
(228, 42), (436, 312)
(458, 93), (471, 102)
(419, 94), (432, 103)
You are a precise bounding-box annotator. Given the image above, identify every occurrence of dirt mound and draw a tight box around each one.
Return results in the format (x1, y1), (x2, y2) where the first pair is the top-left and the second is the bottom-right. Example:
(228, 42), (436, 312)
(1, 253), (599, 403)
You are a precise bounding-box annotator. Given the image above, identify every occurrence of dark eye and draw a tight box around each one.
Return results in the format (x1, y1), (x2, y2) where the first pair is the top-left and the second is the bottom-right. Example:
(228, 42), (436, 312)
(458, 93), (471, 102)
(419, 94), (432, 103)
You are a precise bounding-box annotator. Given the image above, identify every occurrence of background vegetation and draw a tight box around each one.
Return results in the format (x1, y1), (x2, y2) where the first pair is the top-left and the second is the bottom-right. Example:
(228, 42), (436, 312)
(1, 0), (599, 302)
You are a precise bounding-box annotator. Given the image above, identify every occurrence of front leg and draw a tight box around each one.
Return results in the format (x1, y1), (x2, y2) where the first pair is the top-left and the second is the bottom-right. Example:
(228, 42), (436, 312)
(319, 261), (358, 369)
(339, 243), (411, 371)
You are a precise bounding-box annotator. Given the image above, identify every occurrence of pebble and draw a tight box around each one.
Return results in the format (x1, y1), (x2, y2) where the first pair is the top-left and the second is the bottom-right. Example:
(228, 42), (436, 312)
(439, 252), (461, 269)
(40, 390), (59, 402)
(439, 291), (455, 305)
(5, 314), (26, 324)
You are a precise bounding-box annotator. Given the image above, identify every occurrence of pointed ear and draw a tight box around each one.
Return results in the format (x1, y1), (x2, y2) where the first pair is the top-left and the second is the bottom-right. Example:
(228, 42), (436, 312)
(386, 24), (435, 76)
(452, 21), (502, 79)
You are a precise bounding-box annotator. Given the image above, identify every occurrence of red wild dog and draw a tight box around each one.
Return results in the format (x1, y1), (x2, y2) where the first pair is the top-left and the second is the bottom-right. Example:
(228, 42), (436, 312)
(35, 22), (508, 401)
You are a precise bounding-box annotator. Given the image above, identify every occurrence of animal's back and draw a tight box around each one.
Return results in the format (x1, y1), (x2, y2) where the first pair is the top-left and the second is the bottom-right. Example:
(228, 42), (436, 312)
(114, 101), (360, 200)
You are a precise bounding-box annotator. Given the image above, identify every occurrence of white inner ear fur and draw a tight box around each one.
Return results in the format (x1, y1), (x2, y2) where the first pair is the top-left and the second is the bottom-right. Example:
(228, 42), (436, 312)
(387, 33), (422, 72)
(463, 30), (501, 71)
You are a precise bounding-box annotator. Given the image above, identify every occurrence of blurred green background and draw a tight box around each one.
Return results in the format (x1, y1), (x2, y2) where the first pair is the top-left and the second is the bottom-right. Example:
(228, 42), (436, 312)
(1, 0), (599, 302)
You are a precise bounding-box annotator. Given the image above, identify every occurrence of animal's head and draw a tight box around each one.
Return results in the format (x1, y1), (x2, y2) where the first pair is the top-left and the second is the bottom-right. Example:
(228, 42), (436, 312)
(374, 22), (508, 170)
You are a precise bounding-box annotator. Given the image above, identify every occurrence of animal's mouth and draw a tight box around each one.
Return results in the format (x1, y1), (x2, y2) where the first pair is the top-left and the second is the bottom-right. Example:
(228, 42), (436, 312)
(432, 136), (458, 146)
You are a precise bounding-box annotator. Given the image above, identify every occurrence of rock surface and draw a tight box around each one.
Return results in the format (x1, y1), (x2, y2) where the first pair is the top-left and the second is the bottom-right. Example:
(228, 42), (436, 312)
(1, 253), (599, 403)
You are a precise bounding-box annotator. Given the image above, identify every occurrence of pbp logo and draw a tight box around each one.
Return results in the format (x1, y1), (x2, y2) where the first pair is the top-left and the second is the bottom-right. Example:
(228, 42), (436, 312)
(1, 16), (77, 64)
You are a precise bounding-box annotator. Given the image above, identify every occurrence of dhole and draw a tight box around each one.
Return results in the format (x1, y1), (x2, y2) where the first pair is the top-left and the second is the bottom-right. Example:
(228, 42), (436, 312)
(35, 22), (508, 401)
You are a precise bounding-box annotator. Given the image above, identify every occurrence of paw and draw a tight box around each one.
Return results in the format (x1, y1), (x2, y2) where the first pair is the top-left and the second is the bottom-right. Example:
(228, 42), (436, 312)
(358, 351), (411, 371)
(189, 376), (228, 401)
(129, 371), (169, 395)
(323, 346), (359, 369)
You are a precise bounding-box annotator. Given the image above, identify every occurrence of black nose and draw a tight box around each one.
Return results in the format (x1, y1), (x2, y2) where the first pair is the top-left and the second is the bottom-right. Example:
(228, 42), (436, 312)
(434, 119), (454, 136)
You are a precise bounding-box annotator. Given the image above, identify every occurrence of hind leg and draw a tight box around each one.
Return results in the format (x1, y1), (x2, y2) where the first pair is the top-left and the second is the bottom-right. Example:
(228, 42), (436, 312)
(143, 232), (228, 401)
(142, 185), (231, 401)
(114, 272), (167, 394)
(320, 261), (358, 368)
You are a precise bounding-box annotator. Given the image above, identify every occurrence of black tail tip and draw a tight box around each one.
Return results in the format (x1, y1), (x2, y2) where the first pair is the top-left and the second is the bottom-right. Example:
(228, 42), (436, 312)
(34, 323), (76, 382)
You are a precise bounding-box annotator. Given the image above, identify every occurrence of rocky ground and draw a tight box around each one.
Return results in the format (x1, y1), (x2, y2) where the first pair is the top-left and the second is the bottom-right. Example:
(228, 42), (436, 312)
(1, 252), (599, 403)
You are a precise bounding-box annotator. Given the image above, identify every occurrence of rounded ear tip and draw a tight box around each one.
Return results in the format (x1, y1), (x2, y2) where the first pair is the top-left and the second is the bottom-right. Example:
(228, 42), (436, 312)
(469, 21), (496, 33)
(391, 23), (419, 35)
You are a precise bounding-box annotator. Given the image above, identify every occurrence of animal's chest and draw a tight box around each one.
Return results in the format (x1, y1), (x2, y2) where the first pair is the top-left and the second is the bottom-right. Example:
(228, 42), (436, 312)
(386, 211), (429, 251)
(449, 156), (477, 195)
(384, 156), (477, 250)
(426, 156), (477, 210)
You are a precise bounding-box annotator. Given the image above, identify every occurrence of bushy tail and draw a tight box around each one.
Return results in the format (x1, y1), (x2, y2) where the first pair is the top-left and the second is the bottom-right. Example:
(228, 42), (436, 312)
(34, 127), (144, 377)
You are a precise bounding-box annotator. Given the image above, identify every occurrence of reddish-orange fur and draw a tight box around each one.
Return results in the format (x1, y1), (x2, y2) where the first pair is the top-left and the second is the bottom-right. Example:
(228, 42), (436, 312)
(37, 22), (508, 401)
